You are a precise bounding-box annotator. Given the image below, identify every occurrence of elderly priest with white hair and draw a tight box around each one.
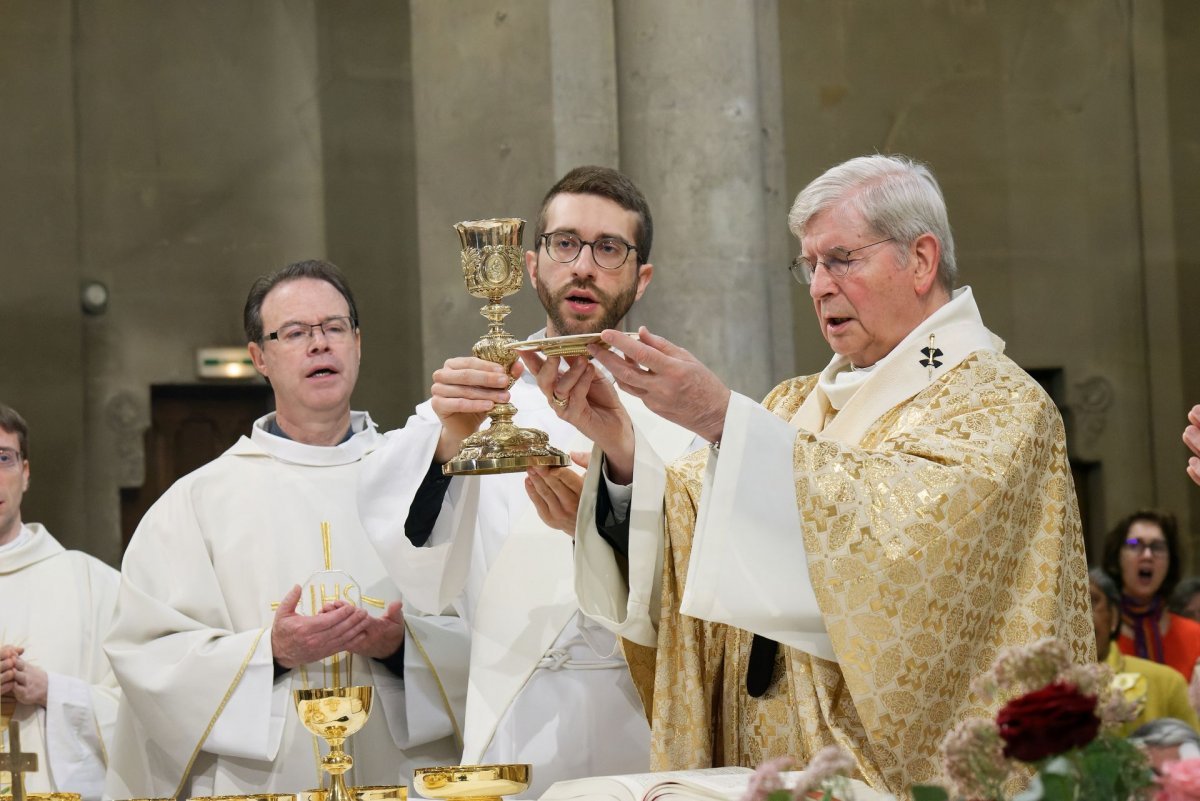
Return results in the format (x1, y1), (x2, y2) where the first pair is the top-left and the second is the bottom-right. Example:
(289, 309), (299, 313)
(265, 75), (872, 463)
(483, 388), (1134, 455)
(517, 154), (1093, 796)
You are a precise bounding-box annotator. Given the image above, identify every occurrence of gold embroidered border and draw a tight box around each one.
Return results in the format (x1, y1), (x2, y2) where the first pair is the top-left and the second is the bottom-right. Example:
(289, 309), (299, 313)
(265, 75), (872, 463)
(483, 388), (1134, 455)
(171, 627), (268, 799)
(402, 621), (462, 748)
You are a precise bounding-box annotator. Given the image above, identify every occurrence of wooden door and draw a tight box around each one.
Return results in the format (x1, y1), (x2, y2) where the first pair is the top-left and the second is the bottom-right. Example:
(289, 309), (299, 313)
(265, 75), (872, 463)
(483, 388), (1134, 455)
(120, 384), (273, 550)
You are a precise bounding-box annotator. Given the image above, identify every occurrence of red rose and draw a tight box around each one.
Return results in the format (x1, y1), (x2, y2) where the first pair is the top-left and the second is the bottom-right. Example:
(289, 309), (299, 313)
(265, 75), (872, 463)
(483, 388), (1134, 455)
(995, 681), (1100, 762)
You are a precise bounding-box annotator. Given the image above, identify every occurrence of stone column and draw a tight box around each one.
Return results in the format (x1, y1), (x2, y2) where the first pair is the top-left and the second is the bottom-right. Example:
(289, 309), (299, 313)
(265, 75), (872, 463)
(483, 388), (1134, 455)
(613, 0), (792, 399)
(410, 0), (620, 380)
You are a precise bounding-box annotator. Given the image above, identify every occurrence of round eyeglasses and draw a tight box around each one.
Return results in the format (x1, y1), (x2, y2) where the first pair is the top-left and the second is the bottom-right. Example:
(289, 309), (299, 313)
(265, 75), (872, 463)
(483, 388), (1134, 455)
(539, 231), (637, 270)
(789, 237), (895, 285)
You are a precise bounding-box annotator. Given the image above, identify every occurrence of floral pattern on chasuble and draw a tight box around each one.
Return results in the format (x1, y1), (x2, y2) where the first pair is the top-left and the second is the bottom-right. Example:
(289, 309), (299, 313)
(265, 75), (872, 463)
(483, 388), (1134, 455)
(635, 350), (1093, 798)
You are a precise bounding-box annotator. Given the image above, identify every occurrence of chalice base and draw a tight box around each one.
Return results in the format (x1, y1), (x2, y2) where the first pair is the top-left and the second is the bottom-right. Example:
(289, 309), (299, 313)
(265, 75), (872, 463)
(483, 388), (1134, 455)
(443, 406), (571, 476)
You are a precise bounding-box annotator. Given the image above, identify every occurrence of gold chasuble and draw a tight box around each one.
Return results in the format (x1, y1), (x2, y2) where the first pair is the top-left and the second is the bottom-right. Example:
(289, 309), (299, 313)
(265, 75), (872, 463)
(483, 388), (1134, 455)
(583, 289), (1094, 798)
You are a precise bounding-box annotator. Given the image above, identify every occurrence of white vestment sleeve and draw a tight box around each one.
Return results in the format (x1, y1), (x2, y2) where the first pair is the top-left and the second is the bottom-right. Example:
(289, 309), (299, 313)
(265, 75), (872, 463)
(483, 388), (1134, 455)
(43, 672), (109, 800)
(574, 425), (667, 648)
(359, 415), (479, 616)
(378, 613), (468, 749)
(679, 392), (835, 661)
(203, 630), (282, 759)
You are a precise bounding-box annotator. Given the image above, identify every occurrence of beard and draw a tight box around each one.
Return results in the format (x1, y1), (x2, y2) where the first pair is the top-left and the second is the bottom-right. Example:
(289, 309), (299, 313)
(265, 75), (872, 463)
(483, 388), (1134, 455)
(537, 273), (640, 336)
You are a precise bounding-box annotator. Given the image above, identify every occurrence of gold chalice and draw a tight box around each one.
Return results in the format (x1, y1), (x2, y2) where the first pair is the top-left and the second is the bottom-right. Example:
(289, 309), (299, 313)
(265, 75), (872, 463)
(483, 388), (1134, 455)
(0, 795), (81, 801)
(294, 687), (373, 801)
(443, 218), (570, 476)
(411, 765), (530, 801)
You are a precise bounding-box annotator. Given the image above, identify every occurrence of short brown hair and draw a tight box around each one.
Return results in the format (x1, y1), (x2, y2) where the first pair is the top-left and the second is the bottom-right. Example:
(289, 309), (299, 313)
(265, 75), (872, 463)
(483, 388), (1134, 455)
(0, 404), (29, 459)
(1101, 509), (1183, 600)
(534, 166), (653, 265)
(243, 260), (359, 344)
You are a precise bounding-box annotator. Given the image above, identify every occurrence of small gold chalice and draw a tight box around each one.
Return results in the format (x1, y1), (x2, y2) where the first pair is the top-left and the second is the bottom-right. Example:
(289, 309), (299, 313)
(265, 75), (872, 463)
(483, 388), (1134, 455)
(294, 687), (373, 801)
(443, 218), (570, 476)
(411, 764), (530, 801)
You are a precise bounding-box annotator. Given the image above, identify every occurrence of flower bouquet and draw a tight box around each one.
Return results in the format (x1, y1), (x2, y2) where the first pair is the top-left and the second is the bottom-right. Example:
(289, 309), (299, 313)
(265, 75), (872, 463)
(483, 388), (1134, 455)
(913, 638), (1153, 801)
(741, 747), (857, 801)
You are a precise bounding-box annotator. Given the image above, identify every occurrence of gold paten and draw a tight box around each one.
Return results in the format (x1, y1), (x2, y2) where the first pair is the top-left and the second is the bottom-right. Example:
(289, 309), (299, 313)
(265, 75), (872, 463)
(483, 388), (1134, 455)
(0, 795), (80, 801)
(444, 218), (569, 476)
(351, 786), (406, 801)
(187, 795), (297, 801)
(293, 687), (373, 801)
(411, 764), (530, 801)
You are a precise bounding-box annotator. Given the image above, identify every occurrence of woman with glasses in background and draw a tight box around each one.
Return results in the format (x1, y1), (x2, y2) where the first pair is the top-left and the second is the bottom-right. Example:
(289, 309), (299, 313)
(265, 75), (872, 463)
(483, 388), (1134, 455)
(1102, 509), (1200, 681)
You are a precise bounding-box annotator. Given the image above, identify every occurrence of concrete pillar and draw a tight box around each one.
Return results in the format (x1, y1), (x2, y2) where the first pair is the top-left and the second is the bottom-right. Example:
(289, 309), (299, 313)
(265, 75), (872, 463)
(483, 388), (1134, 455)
(410, 0), (620, 381)
(0, 1), (86, 551)
(74, 1), (327, 563)
(613, 0), (791, 399)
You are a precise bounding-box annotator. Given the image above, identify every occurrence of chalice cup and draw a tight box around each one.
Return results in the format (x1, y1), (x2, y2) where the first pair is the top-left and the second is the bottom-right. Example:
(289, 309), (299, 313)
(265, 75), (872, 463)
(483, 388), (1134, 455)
(444, 218), (570, 476)
(294, 686), (373, 801)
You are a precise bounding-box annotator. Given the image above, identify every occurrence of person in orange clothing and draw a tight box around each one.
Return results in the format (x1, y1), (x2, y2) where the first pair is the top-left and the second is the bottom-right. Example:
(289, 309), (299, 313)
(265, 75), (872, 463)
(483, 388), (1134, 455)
(1102, 509), (1200, 681)
(1091, 568), (1199, 735)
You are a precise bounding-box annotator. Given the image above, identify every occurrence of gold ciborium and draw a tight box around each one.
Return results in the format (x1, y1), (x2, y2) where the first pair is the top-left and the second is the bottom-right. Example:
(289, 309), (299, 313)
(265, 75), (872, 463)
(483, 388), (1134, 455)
(444, 218), (570, 476)
(411, 765), (530, 801)
(294, 687), (373, 801)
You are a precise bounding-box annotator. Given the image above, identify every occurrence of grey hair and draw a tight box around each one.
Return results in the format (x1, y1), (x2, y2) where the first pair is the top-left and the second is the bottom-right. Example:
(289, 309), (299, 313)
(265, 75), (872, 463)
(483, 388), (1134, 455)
(787, 154), (957, 294)
(1130, 718), (1200, 750)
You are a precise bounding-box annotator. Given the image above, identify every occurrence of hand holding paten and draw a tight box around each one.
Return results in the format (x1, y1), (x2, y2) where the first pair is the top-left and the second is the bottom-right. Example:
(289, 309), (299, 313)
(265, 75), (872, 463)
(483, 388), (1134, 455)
(516, 350), (634, 481)
(526, 451), (590, 537)
(591, 326), (731, 446)
(272, 584), (372, 669)
(1185, 404), (1200, 487)
(347, 601), (405, 659)
(430, 356), (514, 463)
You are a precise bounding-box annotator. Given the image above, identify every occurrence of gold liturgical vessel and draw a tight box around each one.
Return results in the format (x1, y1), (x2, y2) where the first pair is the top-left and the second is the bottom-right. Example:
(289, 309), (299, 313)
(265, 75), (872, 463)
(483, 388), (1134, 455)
(443, 218), (570, 476)
(412, 765), (530, 801)
(294, 686), (373, 801)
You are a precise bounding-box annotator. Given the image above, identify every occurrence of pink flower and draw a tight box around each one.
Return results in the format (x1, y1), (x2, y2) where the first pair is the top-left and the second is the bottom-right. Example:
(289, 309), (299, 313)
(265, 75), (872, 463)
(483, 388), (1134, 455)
(740, 755), (794, 801)
(941, 718), (1009, 799)
(1157, 758), (1200, 801)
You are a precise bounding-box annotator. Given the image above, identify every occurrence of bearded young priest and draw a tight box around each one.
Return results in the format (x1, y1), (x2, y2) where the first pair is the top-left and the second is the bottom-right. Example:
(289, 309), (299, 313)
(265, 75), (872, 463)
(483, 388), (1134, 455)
(104, 261), (467, 799)
(518, 154), (1093, 797)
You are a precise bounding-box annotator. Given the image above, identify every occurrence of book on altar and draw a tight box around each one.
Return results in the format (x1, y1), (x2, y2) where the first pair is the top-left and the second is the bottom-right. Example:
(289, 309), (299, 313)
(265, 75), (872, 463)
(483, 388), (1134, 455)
(538, 766), (895, 801)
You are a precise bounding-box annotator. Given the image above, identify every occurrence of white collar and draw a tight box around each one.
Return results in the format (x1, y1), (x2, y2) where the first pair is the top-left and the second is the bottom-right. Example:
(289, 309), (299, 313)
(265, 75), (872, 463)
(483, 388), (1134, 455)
(229, 411), (381, 466)
(794, 286), (1003, 444)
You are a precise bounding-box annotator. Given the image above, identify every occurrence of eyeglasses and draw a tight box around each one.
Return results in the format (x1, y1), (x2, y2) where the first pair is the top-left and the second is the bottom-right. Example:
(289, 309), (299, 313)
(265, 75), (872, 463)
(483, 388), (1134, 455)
(1123, 537), (1169, 557)
(539, 231), (637, 270)
(0, 447), (23, 471)
(789, 237), (895, 285)
(265, 316), (357, 347)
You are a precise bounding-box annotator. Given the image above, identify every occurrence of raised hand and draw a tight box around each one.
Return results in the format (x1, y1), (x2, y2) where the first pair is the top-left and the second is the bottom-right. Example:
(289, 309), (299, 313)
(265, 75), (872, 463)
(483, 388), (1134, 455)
(271, 584), (373, 669)
(1186, 404), (1200, 487)
(430, 356), (514, 462)
(516, 350), (635, 480)
(526, 451), (590, 537)
(590, 326), (731, 445)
